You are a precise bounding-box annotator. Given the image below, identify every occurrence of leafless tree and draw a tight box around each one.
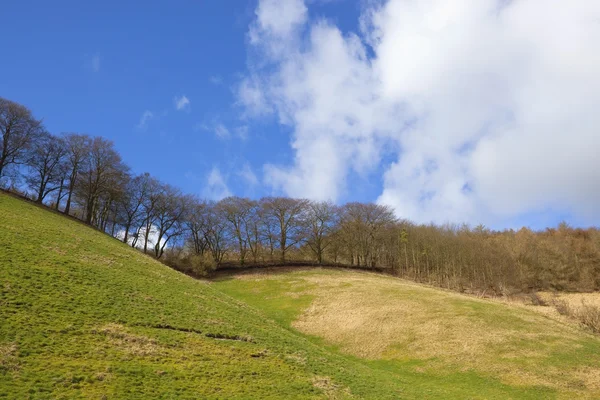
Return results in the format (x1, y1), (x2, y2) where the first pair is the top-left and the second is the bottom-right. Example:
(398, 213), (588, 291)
(0, 97), (43, 182)
(134, 176), (162, 252)
(185, 198), (210, 256)
(25, 132), (67, 203)
(62, 133), (92, 215)
(306, 200), (339, 264)
(152, 186), (190, 259)
(260, 197), (310, 263)
(76, 137), (128, 225)
(202, 201), (230, 265)
(339, 202), (397, 267)
(218, 197), (255, 265)
(118, 173), (152, 244)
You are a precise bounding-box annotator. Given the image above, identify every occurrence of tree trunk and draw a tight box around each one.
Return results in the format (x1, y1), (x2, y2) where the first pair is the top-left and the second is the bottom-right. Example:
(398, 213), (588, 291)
(54, 179), (64, 210)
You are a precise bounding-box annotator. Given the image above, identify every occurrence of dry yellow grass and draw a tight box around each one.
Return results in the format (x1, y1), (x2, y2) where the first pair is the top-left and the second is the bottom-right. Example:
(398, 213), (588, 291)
(311, 376), (353, 399)
(538, 291), (600, 309)
(0, 343), (19, 372)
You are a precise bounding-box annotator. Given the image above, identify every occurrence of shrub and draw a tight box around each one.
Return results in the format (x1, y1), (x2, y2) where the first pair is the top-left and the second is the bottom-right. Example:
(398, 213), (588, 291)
(552, 299), (600, 334)
(164, 253), (216, 277)
(529, 292), (549, 306)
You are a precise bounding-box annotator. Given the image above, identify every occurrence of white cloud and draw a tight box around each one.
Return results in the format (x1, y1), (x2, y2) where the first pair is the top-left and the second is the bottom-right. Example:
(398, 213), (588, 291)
(204, 167), (232, 200)
(136, 110), (154, 130)
(234, 125), (249, 141)
(210, 75), (223, 85)
(239, 0), (600, 225)
(238, 163), (259, 187)
(115, 225), (166, 251)
(174, 95), (191, 111)
(251, 0), (307, 46)
(91, 53), (101, 72)
(196, 121), (249, 141)
(237, 75), (272, 117)
(214, 123), (231, 140)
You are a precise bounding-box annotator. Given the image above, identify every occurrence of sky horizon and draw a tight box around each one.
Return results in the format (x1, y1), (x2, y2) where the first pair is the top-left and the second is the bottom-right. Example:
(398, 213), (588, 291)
(2, 0), (599, 230)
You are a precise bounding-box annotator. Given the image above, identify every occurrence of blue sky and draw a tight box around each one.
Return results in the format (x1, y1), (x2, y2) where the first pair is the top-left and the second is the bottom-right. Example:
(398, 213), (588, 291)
(0, 1), (374, 200)
(2, 0), (599, 229)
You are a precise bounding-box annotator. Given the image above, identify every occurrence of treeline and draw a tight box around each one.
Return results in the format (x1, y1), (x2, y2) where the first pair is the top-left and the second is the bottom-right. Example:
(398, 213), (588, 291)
(2, 96), (599, 294)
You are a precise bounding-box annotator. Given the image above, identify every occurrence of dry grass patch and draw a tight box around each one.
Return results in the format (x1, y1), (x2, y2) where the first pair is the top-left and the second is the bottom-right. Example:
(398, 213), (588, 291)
(94, 323), (159, 356)
(312, 376), (353, 399)
(539, 292), (600, 309)
(0, 343), (19, 373)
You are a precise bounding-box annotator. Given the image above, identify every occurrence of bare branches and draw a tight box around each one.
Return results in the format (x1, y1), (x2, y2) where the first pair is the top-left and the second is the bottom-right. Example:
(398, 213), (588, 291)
(0, 97), (43, 181)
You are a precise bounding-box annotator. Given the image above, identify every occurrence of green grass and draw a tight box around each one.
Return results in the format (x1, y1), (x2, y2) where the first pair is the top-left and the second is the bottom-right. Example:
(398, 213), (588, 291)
(1, 192), (597, 399)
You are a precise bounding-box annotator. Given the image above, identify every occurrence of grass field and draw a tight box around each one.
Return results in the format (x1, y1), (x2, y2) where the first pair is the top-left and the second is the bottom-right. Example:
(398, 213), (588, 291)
(212, 268), (600, 399)
(2, 192), (600, 399)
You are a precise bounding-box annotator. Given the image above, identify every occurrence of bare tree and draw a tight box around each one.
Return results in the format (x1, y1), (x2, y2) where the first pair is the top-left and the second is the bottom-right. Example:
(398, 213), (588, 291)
(260, 197), (310, 263)
(133, 176), (162, 252)
(96, 169), (129, 234)
(218, 197), (255, 265)
(118, 173), (152, 244)
(76, 137), (128, 225)
(185, 198), (210, 256)
(339, 203), (397, 267)
(202, 201), (230, 265)
(25, 132), (67, 203)
(0, 97), (43, 181)
(244, 200), (262, 263)
(62, 133), (91, 215)
(306, 201), (339, 264)
(153, 186), (190, 259)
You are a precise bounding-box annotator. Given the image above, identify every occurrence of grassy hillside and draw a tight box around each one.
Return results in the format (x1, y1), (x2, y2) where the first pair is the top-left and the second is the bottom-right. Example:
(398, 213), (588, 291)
(213, 269), (600, 399)
(1, 192), (598, 399)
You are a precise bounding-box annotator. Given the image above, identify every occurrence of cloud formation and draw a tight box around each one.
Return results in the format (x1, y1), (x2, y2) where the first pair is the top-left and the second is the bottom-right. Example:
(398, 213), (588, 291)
(91, 54), (101, 72)
(238, 163), (259, 187)
(239, 0), (600, 225)
(136, 110), (154, 130)
(174, 95), (190, 111)
(214, 123), (231, 140)
(204, 167), (232, 200)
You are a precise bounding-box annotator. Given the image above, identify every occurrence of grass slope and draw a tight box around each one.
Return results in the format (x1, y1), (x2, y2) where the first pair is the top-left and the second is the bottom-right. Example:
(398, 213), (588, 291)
(0, 193), (406, 399)
(0, 192), (596, 399)
(213, 269), (600, 399)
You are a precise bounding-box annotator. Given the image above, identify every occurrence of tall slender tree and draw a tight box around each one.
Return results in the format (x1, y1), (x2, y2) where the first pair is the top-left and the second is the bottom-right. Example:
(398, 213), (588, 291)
(62, 133), (91, 215)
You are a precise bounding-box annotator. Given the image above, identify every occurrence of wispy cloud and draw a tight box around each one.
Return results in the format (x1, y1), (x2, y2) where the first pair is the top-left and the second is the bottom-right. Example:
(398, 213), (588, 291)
(174, 95), (190, 111)
(234, 125), (249, 141)
(214, 123), (231, 139)
(204, 167), (232, 200)
(136, 110), (154, 130)
(85, 53), (101, 72)
(196, 120), (248, 141)
(209, 75), (223, 85)
(238, 163), (259, 187)
(91, 54), (101, 72)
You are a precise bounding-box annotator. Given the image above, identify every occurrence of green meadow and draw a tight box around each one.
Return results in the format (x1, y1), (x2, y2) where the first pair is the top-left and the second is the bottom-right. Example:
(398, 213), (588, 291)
(2, 192), (600, 399)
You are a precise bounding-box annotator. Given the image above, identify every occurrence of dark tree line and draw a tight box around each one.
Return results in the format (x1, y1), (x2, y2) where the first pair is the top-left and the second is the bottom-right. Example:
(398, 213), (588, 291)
(2, 96), (599, 294)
